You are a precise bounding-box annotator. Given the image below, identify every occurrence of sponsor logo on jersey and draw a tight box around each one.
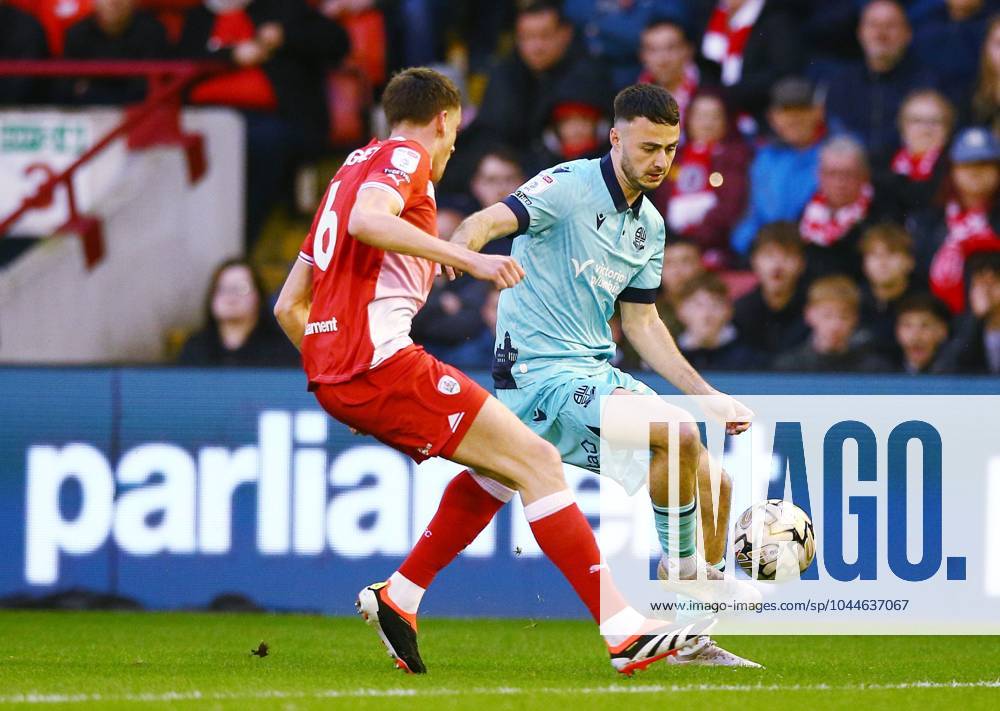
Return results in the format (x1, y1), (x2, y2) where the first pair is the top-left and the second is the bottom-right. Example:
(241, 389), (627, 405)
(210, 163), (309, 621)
(572, 258), (595, 278)
(304, 317), (339, 335)
(513, 189), (533, 206)
(437, 375), (461, 395)
(391, 146), (421, 173)
(382, 167), (411, 186)
(571, 257), (628, 292)
(633, 226), (646, 251)
(521, 173), (556, 196)
(579, 438), (599, 469)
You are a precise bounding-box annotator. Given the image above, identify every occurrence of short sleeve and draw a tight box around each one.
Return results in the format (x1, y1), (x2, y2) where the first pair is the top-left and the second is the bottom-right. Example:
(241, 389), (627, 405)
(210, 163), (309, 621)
(501, 170), (576, 235)
(299, 177), (342, 266)
(619, 223), (664, 304)
(359, 141), (431, 212)
(298, 232), (315, 266)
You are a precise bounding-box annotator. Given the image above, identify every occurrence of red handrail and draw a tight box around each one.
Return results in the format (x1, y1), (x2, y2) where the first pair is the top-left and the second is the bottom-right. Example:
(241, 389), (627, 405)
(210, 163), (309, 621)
(0, 60), (226, 266)
(0, 60), (221, 78)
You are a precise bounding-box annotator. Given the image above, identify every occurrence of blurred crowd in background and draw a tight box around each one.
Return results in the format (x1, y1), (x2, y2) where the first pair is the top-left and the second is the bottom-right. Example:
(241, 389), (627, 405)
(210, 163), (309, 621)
(3, 0), (1000, 375)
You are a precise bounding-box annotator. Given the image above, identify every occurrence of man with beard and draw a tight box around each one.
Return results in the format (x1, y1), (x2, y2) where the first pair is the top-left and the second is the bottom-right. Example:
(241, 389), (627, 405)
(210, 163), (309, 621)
(382, 84), (763, 668)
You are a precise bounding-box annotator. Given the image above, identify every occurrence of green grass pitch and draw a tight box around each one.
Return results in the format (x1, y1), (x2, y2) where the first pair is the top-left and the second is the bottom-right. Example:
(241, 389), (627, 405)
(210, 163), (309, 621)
(0, 611), (997, 709)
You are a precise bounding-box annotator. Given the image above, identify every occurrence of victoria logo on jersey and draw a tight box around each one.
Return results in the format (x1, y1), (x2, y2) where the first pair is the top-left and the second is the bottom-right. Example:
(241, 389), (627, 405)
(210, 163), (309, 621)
(572, 258), (595, 278)
(571, 257), (628, 293)
(633, 226), (646, 251)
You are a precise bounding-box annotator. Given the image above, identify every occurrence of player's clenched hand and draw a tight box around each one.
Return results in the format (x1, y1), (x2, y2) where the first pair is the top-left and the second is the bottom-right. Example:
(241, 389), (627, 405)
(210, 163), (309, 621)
(465, 254), (525, 290)
(703, 390), (754, 436)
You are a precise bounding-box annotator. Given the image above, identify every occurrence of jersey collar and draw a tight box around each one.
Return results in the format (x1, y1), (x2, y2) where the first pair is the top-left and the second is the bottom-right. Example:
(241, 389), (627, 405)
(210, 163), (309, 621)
(600, 153), (644, 215)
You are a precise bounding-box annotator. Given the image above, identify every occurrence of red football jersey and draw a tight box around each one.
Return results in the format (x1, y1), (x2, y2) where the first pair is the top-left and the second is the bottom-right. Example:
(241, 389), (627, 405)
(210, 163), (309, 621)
(298, 137), (439, 385)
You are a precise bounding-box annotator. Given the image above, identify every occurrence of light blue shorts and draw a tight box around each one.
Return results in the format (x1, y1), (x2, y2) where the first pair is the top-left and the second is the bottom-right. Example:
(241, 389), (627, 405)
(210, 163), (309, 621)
(497, 364), (655, 494)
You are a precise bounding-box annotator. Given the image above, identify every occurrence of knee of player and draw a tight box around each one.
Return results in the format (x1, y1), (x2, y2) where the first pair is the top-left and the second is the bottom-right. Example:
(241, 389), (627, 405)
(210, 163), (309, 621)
(525, 439), (565, 485)
(496, 438), (564, 489)
(650, 421), (701, 458)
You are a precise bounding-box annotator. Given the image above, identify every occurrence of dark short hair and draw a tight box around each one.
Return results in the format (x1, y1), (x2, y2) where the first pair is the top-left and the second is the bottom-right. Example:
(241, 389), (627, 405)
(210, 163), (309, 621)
(475, 146), (523, 174)
(517, 0), (566, 24)
(967, 250), (1000, 278)
(382, 67), (461, 128)
(203, 257), (266, 329)
(863, 0), (908, 18)
(677, 271), (729, 304)
(896, 293), (951, 326)
(642, 16), (689, 42)
(664, 233), (701, 253)
(859, 222), (913, 255)
(614, 83), (680, 126)
(750, 221), (805, 258)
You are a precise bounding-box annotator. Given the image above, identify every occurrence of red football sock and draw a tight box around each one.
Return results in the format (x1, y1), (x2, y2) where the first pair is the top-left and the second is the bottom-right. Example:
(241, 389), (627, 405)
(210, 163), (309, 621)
(525, 491), (628, 625)
(397, 470), (510, 589)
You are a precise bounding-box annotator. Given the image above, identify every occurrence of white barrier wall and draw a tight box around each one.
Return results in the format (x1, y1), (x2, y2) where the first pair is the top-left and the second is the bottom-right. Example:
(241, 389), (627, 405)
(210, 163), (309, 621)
(0, 108), (244, 363)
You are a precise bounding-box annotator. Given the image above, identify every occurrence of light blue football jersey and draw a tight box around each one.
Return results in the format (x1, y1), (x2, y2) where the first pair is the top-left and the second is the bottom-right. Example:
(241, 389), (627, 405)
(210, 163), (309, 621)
(492, 154), (665, 389)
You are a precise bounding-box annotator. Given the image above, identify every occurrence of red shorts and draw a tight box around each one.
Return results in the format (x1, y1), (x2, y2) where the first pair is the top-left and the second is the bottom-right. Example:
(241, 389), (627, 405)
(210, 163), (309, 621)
(311, 344), (489, 463)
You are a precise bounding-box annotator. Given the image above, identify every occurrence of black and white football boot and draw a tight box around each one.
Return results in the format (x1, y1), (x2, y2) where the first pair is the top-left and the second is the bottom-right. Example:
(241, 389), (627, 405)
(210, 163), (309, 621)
(608, 617), (715, 675)
(356, 581), (427, 674)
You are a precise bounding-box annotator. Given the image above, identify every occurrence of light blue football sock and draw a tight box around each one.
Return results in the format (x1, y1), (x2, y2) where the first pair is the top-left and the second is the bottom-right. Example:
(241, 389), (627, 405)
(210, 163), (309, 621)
(652, 499), (697, 561)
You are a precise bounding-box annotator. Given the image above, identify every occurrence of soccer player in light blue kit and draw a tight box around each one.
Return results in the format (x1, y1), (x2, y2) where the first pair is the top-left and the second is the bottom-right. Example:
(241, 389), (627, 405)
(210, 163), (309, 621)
(450, 85), (760, 667)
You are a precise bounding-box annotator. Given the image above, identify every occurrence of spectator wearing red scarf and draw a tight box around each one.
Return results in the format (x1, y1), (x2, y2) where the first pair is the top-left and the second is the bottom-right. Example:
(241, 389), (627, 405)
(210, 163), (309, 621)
(800, 136), (886, 281)
(875, 89), (954, 219)
(651, 89), (750, 268)
(178, 0), (349, 247)
(911, 127), (1000, 313)
(697, 0), (802, 125)
(638, 17), (699, 119)
(933, 251), (1000, 373)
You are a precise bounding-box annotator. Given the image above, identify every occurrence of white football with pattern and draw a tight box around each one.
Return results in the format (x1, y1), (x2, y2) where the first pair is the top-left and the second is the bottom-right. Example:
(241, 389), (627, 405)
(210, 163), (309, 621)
(732, 499), (816, 581)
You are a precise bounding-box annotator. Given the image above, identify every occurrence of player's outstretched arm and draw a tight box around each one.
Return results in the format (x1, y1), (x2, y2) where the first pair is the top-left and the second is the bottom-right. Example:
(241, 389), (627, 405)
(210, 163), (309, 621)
(274, 259), (313, 351)
(619, 301), (751, 434)
(349, 189), (525, 289)
(450, 202), (521, 253)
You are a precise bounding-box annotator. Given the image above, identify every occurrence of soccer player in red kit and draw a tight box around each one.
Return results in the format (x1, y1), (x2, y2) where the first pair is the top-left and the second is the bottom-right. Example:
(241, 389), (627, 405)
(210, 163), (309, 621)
(274, 68), (710, 676)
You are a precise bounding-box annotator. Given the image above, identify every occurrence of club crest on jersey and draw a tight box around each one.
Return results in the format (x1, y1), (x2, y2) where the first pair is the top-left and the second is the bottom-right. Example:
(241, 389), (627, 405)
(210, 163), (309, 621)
(633, 226), (646, 250)
(573, 385), (596, 407)
(391, 146), (421, 173)
(437, 375), (461, 395)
